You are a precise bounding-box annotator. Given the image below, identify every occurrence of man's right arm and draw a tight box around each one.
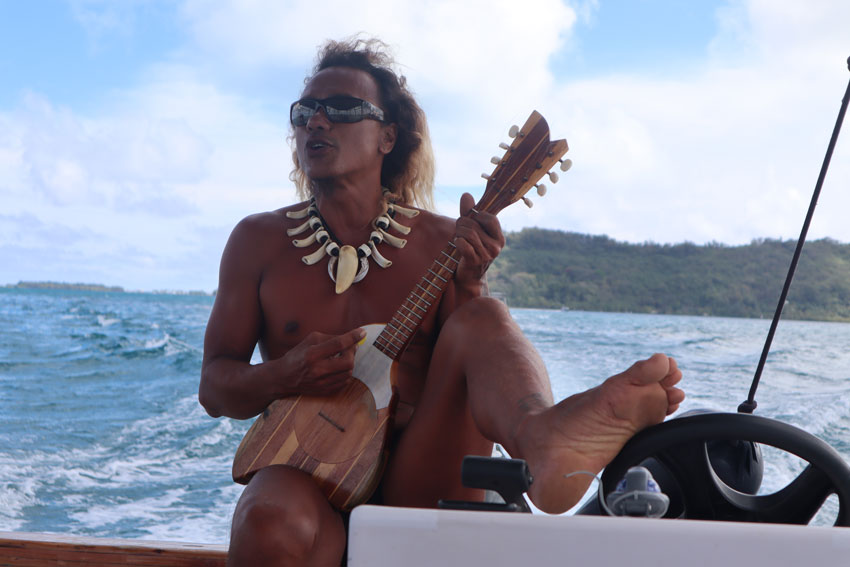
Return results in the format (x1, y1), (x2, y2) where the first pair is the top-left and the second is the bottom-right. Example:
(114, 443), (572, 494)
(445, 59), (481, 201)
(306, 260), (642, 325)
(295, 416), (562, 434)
(199, 215), (367, 420)
(199, 215), (281, 419)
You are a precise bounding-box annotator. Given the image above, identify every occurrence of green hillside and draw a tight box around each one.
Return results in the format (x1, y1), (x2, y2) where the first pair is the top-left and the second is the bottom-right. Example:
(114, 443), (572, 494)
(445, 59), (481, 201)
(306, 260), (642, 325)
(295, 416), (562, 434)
(488, 228), (850, 322)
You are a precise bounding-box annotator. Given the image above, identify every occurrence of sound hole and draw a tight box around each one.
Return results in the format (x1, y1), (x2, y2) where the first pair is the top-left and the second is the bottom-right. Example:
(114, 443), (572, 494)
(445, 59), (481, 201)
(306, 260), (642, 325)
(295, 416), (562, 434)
(293, 379), (378, 464)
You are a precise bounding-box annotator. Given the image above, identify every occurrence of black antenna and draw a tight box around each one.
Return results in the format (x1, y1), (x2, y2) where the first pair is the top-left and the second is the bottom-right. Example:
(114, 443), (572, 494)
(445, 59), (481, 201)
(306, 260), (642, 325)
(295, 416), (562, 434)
(738, 56), (850, 414)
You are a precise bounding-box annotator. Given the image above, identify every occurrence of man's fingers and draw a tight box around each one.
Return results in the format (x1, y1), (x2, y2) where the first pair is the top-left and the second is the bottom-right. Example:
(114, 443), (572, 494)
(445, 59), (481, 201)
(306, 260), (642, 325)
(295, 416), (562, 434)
(473, 212), (504, 242)
(309, 327), (366, 360)
(302, 369), (353, 396)
(456, 227), (502, 264)
(459, 192), (476, 216)
(456, 191), (505, 263)
(455, 224), (484, 258)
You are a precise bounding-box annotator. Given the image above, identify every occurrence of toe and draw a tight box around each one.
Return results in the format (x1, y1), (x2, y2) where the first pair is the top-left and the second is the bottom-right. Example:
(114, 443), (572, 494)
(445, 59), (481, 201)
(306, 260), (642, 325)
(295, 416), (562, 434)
(627, 353), (670, 385)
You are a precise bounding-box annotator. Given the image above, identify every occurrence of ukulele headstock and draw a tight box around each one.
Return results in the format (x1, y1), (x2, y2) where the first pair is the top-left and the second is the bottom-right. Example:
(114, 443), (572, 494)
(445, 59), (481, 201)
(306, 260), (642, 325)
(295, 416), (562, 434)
(476, 110), (571, 215)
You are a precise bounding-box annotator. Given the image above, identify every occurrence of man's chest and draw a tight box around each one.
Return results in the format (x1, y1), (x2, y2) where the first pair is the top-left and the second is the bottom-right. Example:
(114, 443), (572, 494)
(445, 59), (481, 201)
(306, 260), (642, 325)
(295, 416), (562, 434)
(257, 245), (444, 357)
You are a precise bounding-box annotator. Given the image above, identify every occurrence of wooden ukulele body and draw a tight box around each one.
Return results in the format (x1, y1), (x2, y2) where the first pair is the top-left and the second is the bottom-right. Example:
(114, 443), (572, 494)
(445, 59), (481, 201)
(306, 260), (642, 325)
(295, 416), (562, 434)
(232, 324), (396, 510)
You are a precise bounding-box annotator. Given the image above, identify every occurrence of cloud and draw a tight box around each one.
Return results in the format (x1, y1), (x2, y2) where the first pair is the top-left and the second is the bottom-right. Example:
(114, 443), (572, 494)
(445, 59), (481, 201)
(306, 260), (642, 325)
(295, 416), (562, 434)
(14, 91), (211, 211)
(177, 0), (578, 187)
(180, 0), (575, 84)
(68, 0), (139, 41)
(2, 75), (292, 290)
(499, 0), (850, 245)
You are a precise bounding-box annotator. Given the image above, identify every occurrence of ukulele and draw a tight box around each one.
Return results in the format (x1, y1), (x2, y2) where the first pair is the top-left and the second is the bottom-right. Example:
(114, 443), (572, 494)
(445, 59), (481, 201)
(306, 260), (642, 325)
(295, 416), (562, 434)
(232, 110), (570, 510)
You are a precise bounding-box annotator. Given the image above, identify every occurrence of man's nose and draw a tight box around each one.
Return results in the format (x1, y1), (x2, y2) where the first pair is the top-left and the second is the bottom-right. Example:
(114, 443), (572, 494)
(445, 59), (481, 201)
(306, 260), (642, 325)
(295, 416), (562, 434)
(306, 107), (330, 130)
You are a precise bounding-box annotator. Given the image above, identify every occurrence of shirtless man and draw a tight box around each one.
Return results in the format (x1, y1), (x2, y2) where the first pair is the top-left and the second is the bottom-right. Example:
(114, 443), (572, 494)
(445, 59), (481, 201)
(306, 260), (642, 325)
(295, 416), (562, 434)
(199, 38), (685, 566)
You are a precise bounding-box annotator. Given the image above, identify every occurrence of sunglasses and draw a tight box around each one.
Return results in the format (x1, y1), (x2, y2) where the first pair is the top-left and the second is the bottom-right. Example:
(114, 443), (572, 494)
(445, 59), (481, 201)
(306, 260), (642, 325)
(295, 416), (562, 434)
(290, 96), (386, 127)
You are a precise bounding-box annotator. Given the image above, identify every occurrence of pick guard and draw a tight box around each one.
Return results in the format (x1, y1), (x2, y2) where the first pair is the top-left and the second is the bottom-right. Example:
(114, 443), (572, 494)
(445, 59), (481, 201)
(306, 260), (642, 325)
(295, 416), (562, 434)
(353, 323), (394, 410)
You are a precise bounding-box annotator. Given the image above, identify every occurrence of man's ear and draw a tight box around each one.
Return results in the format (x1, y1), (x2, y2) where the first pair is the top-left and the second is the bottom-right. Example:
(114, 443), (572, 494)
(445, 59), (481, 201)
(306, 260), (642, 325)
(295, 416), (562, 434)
(379, 124), (397, 155)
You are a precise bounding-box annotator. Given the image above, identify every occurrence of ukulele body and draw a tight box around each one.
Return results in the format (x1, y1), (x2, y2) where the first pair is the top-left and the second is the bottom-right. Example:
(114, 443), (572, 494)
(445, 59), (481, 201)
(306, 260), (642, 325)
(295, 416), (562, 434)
(232, 324), (396, 510)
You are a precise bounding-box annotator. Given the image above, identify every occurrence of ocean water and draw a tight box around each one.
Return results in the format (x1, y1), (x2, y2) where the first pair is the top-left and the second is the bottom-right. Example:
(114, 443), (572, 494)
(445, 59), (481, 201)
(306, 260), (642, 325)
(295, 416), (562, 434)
(1, 288), (849, 542)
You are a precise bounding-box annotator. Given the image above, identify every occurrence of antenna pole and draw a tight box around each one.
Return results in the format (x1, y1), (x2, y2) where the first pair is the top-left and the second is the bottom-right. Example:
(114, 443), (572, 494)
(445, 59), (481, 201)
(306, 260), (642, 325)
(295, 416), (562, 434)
(739, 56), (850, 414)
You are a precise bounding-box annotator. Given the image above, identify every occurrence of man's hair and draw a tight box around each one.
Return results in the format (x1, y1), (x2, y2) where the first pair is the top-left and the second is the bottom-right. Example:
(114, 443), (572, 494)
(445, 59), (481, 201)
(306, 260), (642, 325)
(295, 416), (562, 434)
(290, 37), (435, 209)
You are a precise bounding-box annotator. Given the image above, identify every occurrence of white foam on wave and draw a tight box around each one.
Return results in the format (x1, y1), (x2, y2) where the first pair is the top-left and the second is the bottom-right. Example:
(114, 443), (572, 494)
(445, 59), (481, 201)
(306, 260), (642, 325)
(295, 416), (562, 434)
(97, 315), (120, 327)
(70, 483), (243, 543)
(71, 488), (186, 528)
(0, 392), (245, 540)
(142, 335), (170, 350)
(62, 455), (166, 491)
(130, 483), (243, 543)
(63, 394), (245, 539)
(0, 469), (39, 531)
(139, 333), (199, 357)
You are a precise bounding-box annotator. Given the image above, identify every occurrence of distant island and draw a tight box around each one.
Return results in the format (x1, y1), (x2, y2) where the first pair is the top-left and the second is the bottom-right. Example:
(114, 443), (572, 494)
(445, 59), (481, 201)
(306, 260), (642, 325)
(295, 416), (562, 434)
(5, 281), (212, 296)
(9, 281), (126, 292)
(489, 229), (850, 322)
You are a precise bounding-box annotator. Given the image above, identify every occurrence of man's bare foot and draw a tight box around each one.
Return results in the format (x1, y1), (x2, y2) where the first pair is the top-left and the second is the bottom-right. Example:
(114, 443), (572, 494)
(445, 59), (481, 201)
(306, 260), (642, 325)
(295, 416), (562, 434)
(513, 353), (684, 514)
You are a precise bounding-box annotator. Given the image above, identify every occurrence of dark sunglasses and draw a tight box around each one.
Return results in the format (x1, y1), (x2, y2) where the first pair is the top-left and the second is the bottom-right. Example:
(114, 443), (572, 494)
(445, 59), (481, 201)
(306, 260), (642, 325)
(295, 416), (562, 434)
(289, 96), (386, 127)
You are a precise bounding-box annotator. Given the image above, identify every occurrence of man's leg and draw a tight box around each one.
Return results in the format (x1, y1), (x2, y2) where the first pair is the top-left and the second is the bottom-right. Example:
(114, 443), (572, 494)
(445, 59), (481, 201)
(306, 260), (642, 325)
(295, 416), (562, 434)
(383, 297), (684, 513)
(381, 296), (550, 508)
(227, 465), (346, 567)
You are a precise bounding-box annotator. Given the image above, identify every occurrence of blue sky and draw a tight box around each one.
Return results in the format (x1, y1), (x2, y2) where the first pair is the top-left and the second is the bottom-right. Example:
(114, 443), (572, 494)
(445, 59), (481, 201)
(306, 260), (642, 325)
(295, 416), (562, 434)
(1, 0), (849, 292)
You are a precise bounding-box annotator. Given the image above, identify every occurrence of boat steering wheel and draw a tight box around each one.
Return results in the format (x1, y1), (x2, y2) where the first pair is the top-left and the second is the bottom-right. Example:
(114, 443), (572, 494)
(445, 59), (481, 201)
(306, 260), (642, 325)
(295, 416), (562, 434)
(601, 412), (850, 526)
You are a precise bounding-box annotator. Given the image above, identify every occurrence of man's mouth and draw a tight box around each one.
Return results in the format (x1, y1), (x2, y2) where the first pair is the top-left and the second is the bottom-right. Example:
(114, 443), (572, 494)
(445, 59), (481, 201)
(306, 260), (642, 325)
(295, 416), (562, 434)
(306, 138), (333, 151)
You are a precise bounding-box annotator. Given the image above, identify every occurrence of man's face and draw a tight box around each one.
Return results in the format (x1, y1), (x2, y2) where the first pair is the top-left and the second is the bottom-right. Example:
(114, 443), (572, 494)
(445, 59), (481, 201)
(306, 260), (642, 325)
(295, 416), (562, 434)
(294, 66), (393, 188)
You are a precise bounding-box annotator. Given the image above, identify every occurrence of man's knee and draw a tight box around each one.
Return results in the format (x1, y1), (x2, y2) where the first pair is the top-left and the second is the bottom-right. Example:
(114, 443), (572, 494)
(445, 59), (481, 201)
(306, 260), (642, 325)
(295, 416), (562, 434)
(232, 495), (315, 559)
(229, 467), (344, 564)
(443, 296), (513, 338)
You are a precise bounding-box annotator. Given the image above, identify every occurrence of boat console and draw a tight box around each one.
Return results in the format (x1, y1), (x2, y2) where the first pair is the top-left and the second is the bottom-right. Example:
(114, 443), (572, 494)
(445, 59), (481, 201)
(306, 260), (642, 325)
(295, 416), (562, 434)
(349, 410), (850, 566)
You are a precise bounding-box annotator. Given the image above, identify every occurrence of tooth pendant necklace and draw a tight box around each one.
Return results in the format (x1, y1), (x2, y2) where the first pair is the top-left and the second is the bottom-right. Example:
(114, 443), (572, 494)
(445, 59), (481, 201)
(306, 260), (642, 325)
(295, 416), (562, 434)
(285, 195), (419, 294)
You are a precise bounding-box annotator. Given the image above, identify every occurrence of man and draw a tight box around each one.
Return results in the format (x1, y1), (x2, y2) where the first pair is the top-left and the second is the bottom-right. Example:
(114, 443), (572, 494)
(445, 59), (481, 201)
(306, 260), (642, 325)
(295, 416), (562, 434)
(200, 38), (684, 566)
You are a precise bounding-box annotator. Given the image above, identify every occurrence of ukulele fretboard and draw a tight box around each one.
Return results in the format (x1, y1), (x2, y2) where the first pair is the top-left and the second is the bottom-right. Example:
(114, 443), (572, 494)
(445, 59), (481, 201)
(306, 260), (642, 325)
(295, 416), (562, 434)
(373, 242), (461, 360)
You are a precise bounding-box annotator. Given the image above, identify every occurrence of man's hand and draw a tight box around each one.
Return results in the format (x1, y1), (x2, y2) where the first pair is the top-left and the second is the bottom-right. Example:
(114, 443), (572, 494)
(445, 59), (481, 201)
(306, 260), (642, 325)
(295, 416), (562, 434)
(453, 192), (505, 292)
(276, 328), (367, 397)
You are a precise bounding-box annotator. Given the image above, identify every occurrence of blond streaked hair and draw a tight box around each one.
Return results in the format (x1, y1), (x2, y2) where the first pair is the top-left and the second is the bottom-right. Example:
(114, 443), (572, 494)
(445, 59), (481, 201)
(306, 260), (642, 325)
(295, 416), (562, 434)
(289, 37), (435, 210)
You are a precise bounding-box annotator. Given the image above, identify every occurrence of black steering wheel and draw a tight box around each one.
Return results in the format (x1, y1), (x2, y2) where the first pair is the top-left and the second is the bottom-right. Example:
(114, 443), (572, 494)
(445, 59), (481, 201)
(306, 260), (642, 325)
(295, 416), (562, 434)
(601, 412), (850, 526)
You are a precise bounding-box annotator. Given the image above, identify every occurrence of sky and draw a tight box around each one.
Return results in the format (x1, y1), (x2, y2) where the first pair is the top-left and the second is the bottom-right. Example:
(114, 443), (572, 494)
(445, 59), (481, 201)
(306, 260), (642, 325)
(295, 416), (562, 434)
(1, 0), (849, 292)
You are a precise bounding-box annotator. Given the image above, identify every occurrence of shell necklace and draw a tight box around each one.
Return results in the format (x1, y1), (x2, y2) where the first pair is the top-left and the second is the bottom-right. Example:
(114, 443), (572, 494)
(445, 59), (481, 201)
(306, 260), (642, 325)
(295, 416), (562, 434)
(285, 195), (419, 294)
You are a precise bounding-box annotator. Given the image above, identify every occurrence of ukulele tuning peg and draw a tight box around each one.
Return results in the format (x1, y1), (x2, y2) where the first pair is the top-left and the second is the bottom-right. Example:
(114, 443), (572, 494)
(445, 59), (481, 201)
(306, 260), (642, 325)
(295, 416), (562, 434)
(481, 173), (491, 180)
(548, 171), (559, 183)
(490, 156), (501, 165)
(535, 183), (547, 197)
(508, 125), (520, 138)
(559, 158), (573, 172)
(499, 142), (511, 150)
(521, 196), (533, 208)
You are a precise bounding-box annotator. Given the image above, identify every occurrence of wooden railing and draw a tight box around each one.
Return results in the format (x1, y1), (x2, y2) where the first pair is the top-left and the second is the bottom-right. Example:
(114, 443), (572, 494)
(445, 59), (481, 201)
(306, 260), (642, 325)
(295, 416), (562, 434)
(0, 532), (227, 566)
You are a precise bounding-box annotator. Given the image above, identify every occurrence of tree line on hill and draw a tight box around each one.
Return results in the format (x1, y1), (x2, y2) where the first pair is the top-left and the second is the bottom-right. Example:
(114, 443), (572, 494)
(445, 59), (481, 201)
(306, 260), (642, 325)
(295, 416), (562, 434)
(488, 228), (850, 322)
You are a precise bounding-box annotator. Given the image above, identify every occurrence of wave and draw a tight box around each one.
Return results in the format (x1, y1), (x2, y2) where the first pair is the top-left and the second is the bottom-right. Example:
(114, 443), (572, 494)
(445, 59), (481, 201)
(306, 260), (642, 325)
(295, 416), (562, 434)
(0, 393), (247, 541)
(97, 315), (121, 327)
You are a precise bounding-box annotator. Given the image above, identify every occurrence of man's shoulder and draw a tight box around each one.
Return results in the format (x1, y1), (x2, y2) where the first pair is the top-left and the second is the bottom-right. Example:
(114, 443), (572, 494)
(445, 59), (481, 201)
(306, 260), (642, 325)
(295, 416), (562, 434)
(223, 205), (306, 261)
(408, 207), (455, 238)
(232, 202), (309, 236)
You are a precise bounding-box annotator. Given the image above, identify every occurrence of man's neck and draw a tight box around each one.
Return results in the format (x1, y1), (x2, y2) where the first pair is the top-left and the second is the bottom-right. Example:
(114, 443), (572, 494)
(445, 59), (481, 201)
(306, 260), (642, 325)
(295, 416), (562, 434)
(312, 182), (386, 245)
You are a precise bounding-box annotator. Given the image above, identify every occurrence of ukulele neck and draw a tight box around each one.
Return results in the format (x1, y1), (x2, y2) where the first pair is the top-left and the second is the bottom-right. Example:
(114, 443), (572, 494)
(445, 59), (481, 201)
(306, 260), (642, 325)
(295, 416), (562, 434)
(372, 241), (461, 361)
